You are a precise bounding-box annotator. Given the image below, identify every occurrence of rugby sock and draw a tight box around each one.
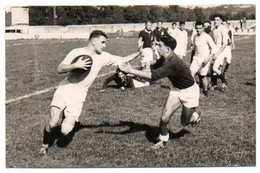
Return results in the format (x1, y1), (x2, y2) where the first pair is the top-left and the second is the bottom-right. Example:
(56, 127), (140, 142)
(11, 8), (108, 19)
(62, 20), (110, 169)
(159, 120), (168, 136)
(218, 74), (226, 84)
(224, 63), (230, 73)
(43, 127), (53, 145)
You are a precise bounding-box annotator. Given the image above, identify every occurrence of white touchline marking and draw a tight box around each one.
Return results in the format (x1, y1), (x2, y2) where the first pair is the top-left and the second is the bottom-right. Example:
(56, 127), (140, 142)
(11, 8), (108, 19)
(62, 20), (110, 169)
(5, 69), (124, 104)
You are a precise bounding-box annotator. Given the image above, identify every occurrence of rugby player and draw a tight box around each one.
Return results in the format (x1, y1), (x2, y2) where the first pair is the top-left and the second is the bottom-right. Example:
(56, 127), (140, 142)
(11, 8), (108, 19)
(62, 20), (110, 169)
(211, 14), (229, 90)
(153, 21), (168, 60)
(222, 20), (235, 80)
(39, 30), (141, 154)
(190, 21), (218, 97)
(119, 35), (201, 149)
(138, 20), (155, 70)
(174, 21), (188, 59)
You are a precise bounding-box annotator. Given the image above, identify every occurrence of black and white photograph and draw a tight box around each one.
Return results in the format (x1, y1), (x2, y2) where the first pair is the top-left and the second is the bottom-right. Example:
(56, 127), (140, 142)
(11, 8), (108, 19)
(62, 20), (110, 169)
(2, 0), (258, 171)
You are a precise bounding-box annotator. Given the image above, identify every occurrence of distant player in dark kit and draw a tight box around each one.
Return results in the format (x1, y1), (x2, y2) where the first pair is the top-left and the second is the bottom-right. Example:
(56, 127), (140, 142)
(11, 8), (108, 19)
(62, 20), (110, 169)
(119, 35), (201, 149)
(101, 68), (150, 91)
(138, 20), (155, 70)
(101, 68), (135, 91)
(39, 30), (141, 154)
(153, 21), (168, 60)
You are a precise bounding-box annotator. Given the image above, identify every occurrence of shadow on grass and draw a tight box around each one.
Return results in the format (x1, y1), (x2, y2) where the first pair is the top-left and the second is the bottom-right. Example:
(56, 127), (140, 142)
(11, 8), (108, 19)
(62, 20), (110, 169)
(76, 121), (190, 143)
(50, 121), (190, 148)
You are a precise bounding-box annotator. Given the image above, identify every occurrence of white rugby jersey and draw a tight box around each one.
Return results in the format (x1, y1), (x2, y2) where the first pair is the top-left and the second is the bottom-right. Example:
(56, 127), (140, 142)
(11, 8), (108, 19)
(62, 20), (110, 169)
(59, 48), (124, 90)
(174, 29), (188, 56)
(193, 32), (218, 59)
(167, 28), (180, 40)
(213, 24), (229, 49)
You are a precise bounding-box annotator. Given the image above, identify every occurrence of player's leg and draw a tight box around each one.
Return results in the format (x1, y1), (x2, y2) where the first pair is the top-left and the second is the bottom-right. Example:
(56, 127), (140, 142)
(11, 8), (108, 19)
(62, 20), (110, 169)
(199, 61), (210, 96)
(179, 83), (200, 126)
(190, 55), (200, 78)
(180, 106), (200, 126)
(40, 106), (64, 154)
(152, 91), (181, 149)
(223, 46), (232, 81)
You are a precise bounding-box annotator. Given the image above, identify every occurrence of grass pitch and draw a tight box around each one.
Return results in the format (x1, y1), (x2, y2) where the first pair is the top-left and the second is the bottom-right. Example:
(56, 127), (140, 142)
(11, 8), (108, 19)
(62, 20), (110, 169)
(5, 35), (255, 168)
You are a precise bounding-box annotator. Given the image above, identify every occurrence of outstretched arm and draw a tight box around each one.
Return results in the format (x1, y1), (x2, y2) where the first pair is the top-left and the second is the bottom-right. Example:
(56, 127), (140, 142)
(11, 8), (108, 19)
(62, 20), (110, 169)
(122, 52), (141, 62)
(119, 63), (152, 79)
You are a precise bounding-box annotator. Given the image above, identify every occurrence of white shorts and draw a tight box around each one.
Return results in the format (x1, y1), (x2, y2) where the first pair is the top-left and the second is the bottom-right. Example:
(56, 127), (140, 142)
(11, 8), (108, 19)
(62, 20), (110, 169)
(170, 83), (200, 108)
(225, 46), (232, 64)
(141, 48), (153, 63)
(214, 46), (231, 67)
(190, 55), (211, 76)
(51, 79), (87, 121)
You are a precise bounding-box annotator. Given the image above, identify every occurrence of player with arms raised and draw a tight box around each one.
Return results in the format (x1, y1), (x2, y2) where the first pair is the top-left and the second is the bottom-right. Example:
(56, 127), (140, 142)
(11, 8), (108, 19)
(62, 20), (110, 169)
(39, 30), (141, 154)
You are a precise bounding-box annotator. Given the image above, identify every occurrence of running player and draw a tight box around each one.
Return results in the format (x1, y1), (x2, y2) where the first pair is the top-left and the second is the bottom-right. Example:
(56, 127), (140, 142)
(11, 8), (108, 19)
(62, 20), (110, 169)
(119, 35), (201, 149)
(222, 20), (235, 80)
(190, 21), (218, 96)
(211, 14), (229, 91)
(39, 30), (141, 154)
(138, 20), (155, 70)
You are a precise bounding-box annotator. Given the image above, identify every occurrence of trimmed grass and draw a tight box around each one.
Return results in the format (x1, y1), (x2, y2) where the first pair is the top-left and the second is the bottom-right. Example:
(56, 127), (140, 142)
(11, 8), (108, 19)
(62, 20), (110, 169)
(5, 36), (255, 167)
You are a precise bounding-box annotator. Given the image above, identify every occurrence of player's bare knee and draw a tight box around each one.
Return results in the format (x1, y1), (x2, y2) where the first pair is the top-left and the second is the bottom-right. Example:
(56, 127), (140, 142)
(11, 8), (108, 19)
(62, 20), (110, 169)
(61, 116), (76, 135)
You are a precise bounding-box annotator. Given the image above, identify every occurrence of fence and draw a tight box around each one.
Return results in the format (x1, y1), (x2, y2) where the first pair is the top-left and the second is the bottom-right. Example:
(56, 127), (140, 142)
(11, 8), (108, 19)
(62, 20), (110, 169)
(5, 20), (256, 40)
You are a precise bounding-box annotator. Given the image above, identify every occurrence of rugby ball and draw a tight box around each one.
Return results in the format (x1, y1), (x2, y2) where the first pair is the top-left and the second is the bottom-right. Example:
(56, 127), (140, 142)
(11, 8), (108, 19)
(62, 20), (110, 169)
(71, 55), (93, 73)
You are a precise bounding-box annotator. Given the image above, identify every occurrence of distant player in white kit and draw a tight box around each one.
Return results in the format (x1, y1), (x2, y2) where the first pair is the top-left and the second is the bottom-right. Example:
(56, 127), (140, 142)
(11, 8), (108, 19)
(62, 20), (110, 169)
(174, 21), (188, 59)
(39, 30), (141, 154)
(190, 21), (218, 96)
(211, 14), (229, 90)
(222, 19), (235, 81)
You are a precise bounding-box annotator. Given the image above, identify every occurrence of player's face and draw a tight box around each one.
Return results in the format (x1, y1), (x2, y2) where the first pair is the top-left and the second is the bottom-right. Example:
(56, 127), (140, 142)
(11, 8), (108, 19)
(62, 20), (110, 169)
(157, 41), (168, 57)
(157, 22), (162, 28)
(214, 17), (222, 26)
(93, 36), (106, 54)
(195, 25), (203, 35)
(180, 24), (185, 31)
(172, 24), (176, 29)
(146, 22), (152, 31)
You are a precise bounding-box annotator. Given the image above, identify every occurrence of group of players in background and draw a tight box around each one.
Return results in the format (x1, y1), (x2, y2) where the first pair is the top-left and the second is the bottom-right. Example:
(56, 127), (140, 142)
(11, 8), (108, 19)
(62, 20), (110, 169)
(39, 13), (236, 154)
(137, 14), (235, 97)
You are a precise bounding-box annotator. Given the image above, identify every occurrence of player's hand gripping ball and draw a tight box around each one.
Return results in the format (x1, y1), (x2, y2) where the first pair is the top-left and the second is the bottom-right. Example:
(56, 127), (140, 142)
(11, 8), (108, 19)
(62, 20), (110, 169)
(71, 55), (93, 73)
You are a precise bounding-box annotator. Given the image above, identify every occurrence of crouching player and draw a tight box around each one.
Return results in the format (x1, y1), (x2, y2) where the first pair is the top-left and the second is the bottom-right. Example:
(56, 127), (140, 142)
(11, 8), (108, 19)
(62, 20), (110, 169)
(119, 35), (201, 149)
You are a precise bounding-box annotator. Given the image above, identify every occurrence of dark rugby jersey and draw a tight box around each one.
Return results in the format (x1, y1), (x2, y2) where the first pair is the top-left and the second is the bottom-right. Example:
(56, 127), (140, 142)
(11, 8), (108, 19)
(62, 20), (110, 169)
(153, 27), (167, 42)
(139, 29), (154, 48)
(151, 53), (195, 89)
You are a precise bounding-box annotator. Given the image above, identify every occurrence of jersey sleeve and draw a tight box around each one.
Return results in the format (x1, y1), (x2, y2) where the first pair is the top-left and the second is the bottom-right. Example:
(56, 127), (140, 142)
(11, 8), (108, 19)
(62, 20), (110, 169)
(102, 52), (124, 66)
(151, 63), (174, 81)
(60, 49), (80, 65)
(138, 31), (144, 38)
(206, 34), (218, 54)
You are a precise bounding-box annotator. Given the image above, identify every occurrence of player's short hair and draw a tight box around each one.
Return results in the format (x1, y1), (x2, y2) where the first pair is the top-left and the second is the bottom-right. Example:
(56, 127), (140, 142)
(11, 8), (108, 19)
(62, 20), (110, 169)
(89, 30), (108, 40)
(213, 14), (223, 20)
(222, 19), (228, 23)
(145, 20), (152, 25)
(203, 20), (211, 25)
(172, 22), (176, 25)
(195, 21), (203, 26)
(160, 35), (177, 51)
(180, 21), (185, 25)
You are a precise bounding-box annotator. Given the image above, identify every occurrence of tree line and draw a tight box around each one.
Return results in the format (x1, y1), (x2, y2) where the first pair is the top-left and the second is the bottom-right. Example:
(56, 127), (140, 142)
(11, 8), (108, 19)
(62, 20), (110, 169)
(8, 5), (256, 26)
